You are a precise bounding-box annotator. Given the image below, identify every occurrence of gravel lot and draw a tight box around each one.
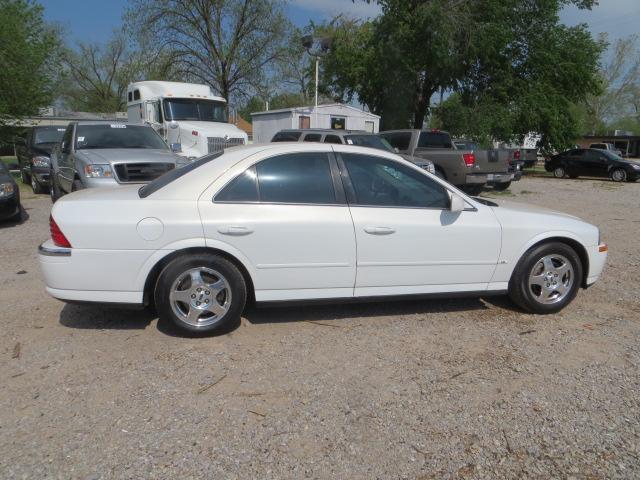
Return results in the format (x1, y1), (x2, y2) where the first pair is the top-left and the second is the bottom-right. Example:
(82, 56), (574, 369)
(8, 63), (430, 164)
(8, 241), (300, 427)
(1, 175), (639, 479)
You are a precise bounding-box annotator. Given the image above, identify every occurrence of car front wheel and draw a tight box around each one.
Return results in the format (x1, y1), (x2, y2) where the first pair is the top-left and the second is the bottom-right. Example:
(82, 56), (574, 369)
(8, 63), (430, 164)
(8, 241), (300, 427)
(31, 175), (44, 194)
(610, 168), (627, 182)
(508, 242), (582, 314)
(155, 253), (246, 335)
(553, 166), (565, 178)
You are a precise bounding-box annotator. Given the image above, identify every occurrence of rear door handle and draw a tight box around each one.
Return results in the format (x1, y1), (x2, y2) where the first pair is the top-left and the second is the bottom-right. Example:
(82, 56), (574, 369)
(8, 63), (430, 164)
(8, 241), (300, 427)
(364, 226), (396, 235)
(218, 226), (253, 236)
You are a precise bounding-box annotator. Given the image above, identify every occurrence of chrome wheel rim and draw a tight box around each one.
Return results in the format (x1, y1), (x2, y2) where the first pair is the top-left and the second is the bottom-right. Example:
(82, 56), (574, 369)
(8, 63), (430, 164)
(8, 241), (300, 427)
(554, 167), (564, 178)
(528, 254), (574, 305)
(31, 176), (38, 191)
(169, 267), (231, 327)
(612, 169), (626, 182)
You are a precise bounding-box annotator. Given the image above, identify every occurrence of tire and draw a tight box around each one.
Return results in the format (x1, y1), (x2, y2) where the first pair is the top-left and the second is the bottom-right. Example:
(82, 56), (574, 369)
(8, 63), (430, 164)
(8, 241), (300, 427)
(71, 178), (85, 192)
(31, 175), (44, 194)
(10, 207), (22, 222)
(434, 168), (446, 180)
(610, 168), (627, 183)
(508, 242), (582, 314)
(20, 170), (30, 185)
(462, 185), (483, 196)
(493, 181), (511, 191)
(155, 253), (246, 335)
(50, 170), (61, 203)
(553, 166), (565, 178)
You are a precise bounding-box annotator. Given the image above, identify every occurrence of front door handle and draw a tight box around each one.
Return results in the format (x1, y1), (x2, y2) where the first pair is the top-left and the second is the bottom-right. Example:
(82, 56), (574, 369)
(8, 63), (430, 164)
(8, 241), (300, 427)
(364, 226), (396, 235)
(218, 226), (253, 236)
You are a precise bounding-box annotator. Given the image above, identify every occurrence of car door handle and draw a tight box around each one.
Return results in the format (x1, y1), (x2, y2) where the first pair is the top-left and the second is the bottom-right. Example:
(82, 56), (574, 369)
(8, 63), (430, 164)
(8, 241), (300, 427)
(364, 226), (396, 235)
(218, 226), (253, 236)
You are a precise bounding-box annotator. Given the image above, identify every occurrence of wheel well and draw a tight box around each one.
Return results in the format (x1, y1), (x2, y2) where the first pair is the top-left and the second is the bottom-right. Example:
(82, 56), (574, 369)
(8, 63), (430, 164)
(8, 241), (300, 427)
(434, 165), (447, 179)
(527, 237), (590, 288)
(143, 247), (256, 308)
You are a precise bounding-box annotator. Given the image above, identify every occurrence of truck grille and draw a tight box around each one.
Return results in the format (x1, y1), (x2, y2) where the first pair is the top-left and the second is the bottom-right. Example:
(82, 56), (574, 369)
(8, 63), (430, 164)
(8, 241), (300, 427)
(207, 137), (245, 153)
(113, 162), (175, 183)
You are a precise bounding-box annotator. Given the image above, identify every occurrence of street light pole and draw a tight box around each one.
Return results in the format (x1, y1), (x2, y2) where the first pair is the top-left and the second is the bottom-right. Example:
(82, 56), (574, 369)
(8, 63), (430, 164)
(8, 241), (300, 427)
(301, 34), (332, 129)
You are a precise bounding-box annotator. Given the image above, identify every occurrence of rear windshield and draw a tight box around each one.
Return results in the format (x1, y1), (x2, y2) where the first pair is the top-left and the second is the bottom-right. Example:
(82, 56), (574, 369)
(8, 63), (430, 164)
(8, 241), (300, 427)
(76, 124), (168, 150)
(34, 127), (66, 145)
(344, 135), (394, 152)
(272, 131), (302, 142)
(138, 151), (223, 198)
(418, 131), (453, 149)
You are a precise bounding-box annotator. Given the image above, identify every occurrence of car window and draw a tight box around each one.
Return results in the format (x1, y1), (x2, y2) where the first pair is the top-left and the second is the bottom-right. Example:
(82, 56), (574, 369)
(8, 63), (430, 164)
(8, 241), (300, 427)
(380, 132), (411, 151)
(75, 124), (167, 150)
(342, 153), (449, 208)
(584, 150), (601, 161)
(272, 131), (302, 142)
(344, 134), (393, 152)
(34, 127), (66, 145)
(256, 152), (336, 204)
(324, 135), (343, 144)
(417, 131), (453, 149)
(215, 167), (259, 202)
(303, 133), (322, 142)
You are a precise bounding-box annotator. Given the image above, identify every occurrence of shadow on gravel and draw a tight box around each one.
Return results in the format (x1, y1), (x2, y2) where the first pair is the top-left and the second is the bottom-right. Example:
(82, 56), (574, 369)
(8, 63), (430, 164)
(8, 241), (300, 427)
(244, 296), (494, 326)
(59, 304), (156, 331)
(0, 206), (29, 228)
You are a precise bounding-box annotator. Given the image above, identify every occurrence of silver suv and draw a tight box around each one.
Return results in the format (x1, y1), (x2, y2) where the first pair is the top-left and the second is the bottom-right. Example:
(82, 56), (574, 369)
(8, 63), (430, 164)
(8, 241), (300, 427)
(50, 121), (183, 202)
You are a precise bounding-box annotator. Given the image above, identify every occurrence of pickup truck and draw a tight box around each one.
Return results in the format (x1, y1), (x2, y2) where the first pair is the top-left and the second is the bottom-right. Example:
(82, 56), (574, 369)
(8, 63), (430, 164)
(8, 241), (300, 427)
(380, 130), (513, 194)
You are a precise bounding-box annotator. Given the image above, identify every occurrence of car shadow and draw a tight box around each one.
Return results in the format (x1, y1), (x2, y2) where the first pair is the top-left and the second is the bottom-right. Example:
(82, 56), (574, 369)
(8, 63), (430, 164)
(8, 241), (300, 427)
(59, 295), (514, 337)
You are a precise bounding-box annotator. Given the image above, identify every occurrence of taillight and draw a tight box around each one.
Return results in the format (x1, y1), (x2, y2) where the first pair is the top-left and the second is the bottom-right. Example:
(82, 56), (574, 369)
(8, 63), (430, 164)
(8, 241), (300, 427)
(463, 153), (475, 167)
(513, 150), (521, 160)
(192, 130), (198, 136)
(50, 216), (72, 248)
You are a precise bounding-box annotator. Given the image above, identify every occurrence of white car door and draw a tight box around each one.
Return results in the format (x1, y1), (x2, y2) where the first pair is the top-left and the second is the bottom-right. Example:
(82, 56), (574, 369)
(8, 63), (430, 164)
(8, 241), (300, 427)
(337, 152), (502, 297)
(198, 151), (357, 302)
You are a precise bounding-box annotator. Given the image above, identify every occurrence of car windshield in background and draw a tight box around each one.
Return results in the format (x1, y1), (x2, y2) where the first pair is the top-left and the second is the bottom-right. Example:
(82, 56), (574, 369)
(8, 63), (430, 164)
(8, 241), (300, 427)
(75, 124), (168, 150)
(418, 132), (453, 149)
(34, 127), (66, 145)
(163, 99), (228, 123)
(344, 135), (394, 152)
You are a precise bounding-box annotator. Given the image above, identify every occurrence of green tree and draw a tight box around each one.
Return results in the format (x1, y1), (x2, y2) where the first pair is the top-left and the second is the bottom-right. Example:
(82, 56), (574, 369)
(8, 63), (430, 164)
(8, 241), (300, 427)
(0, 0), (62, 129)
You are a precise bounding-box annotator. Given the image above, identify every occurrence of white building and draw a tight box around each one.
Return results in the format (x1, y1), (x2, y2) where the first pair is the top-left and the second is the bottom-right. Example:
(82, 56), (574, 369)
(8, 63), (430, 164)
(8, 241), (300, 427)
(251, 103), (380, 143)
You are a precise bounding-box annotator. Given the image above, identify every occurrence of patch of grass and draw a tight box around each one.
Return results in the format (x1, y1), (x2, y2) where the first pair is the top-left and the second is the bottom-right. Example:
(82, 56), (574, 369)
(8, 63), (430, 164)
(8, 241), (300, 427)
(1, 155), (18, 169)
(482, 189), (514, 197)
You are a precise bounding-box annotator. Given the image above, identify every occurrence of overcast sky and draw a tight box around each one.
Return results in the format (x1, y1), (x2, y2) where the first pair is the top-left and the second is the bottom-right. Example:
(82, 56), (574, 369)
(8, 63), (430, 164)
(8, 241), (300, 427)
(41, 0), (639, 46)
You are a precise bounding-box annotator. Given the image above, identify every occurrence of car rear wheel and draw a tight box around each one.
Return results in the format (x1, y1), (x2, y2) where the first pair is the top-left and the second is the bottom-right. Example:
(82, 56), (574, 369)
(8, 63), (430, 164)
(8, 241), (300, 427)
(155, 254), (246, 335)
(493, 181), (511, 191)
(553, 166), (565, 178)
(31, 175), (44, 194)
(509, 242), (582, 314)
(610, 168), (627, 182)
(50, 170), (61, 203)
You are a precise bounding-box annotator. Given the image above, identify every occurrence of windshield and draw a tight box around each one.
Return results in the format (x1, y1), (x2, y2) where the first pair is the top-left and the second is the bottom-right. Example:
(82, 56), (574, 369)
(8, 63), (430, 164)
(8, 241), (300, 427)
(34, 127), (66, 144)
(601, 150), (623, 161)
(163, 99), (228, 122)
(454, 141), (478, 150)
(344, 134), (394, 152)
(75, 124), (168, 150)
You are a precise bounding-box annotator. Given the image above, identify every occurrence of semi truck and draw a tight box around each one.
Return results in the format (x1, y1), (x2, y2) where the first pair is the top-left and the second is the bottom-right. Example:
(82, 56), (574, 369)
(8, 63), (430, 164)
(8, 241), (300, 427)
(126, 81), (248, 160)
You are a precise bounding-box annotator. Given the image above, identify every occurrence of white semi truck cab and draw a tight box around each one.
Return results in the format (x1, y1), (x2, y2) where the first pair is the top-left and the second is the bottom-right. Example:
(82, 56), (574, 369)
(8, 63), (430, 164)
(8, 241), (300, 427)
(126, 81), (248, 160)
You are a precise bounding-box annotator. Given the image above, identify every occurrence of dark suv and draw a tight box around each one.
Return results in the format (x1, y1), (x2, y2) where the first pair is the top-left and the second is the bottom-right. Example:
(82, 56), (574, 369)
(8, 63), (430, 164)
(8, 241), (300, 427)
(15, 126), (67, 194)
(271, 129), (436, 175)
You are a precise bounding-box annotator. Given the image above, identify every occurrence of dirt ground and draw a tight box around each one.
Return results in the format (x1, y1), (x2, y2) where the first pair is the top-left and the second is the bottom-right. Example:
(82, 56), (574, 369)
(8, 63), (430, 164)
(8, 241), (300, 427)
(1, 175), (639, 479)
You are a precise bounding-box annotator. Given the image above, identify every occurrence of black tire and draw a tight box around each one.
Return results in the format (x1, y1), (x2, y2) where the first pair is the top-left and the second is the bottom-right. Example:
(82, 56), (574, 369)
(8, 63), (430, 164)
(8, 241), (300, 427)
(155, 253), (246, 335)
(10, 207), (22, 223)
(71, 178), (85, 192)
(508, 242), (582, 314)
(610, 168), (627, 183)
(493, 181), (511, 191)
(461, 185), (483, 196)
(50, 170), (61, 203)
(20, 170), (30, 185)
(553, 166), (565, 178)
(31, 175), (44, 194)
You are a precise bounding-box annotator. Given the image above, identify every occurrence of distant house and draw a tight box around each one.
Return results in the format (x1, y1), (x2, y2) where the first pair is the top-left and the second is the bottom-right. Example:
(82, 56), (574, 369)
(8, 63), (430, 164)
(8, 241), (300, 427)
(251, 103), (380, 143)
(577, 134), (640, 158)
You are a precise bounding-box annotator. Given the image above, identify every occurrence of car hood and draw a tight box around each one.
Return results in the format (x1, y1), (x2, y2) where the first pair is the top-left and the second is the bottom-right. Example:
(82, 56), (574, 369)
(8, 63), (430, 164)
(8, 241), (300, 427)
(175, 121), (246, 139)
(32, 143), (57, 155)
(488, 198), (582, 221)
(75, 149), (180, 165)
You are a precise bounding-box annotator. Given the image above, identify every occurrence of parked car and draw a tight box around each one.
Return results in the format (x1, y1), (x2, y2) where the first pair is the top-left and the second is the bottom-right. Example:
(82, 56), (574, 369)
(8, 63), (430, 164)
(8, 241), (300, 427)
(380, 130), (513, 194)
(49, 121), (184, 202)
(271, 128), (436, 175)
(589, 142), (623, 157)
(0, 161), (21, 222)
(545, 148), (640, 182)
(14, 125), (67, 194)
(39, 143), (608, 335)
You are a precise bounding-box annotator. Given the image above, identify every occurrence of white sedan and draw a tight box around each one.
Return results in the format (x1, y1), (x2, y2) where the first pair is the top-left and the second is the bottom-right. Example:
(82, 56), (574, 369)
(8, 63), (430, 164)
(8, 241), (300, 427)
(39, 143), (608, 334)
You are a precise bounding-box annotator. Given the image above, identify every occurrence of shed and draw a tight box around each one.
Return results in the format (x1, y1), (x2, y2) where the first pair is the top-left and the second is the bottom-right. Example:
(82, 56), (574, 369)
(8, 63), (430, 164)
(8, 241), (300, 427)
(251, 103), (380, 143)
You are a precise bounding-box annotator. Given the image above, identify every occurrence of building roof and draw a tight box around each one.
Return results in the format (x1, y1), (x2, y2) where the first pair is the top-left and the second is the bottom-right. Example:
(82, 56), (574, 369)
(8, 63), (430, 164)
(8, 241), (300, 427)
(251, 103), (380, 119)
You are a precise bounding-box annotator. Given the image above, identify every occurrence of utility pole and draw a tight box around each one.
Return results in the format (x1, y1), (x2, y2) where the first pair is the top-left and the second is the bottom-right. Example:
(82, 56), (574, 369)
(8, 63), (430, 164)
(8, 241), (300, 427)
(302, 35), (332, 129)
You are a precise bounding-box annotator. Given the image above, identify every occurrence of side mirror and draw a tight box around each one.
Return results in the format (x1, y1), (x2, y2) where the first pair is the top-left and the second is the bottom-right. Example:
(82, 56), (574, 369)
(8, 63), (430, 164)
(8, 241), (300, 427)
(450, 193), (466, 213)
(170, 143), (182, 153)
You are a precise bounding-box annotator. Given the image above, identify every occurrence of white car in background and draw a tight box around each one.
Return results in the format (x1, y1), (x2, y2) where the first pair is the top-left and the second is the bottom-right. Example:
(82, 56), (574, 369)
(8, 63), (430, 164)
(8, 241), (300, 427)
(39, 143), (608, 335)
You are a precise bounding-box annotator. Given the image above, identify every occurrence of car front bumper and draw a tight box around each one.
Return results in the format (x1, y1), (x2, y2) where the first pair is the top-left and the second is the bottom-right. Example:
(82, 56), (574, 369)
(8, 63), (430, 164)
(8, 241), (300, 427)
(0, 194), (20, 220)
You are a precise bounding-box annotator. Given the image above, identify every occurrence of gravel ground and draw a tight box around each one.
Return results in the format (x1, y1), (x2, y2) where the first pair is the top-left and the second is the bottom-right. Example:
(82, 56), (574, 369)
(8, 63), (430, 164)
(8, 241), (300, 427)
(1, 175), (639, 479)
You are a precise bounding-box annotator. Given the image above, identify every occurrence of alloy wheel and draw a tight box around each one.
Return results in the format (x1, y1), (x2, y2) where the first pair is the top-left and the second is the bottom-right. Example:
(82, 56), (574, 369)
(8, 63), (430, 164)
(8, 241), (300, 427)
(528, 254), (574, 305)
(169, 267), (231, 327)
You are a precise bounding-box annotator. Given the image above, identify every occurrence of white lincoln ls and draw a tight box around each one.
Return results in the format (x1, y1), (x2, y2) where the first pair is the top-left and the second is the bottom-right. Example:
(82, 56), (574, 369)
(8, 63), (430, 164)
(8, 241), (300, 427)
(39, 143), (608, 334)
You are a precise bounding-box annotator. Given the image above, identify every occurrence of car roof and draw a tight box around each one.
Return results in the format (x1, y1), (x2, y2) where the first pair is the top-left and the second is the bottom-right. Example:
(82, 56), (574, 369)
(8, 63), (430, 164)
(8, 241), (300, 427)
(71, 121), (148, 127)
(277, 129), (367, 135)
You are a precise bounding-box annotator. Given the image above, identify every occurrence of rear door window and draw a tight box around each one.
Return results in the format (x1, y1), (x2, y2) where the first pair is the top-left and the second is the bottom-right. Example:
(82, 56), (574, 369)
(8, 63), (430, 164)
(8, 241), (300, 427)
(380, 132), (411, 151)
